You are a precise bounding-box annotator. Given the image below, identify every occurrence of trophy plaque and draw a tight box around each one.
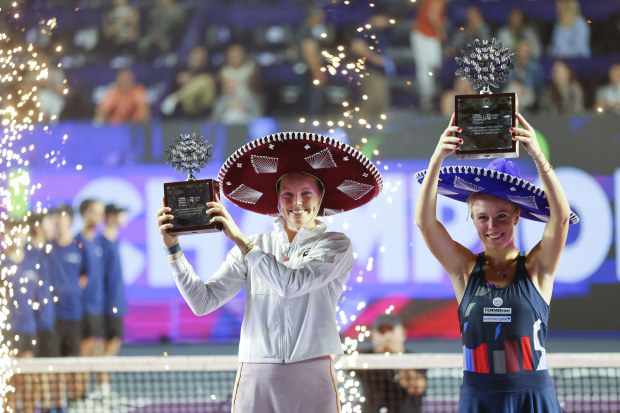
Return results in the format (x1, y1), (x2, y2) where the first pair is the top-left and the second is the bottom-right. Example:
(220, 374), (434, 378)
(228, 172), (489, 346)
(163, 133), (222, 235)
(454, 38), (518, 159)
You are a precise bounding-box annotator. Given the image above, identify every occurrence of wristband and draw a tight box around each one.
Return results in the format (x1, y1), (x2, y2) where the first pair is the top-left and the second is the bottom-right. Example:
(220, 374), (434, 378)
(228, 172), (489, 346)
(165, 243), (182, 255)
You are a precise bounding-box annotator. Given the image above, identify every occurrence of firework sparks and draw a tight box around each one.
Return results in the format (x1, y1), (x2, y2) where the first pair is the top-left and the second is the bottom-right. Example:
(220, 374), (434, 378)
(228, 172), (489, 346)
(301, 3), (395, 152)
(0, 2), (64, 411)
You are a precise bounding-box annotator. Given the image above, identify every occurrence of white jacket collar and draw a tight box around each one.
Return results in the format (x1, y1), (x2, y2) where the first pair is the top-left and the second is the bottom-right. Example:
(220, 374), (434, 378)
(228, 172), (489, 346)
(273, 216), (326, 247)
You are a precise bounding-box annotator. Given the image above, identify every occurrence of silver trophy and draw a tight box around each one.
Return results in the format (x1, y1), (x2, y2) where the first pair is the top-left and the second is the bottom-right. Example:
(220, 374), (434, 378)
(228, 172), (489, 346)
(454, 38), (518, 159)
(163, 133), (221, 235)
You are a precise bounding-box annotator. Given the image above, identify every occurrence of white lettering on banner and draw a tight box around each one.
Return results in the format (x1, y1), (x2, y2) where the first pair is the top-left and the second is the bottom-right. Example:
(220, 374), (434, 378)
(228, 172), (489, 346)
(327, 175), (409, 283)
(66, 166), (615, 289)
(616, 169), (620, 282)
(411, 181), (480, 283)
(74, 177), (145, 285)
(146, 178), (228, 287)
(484, 307), (512, 314)
(520, 167), (613, 283)
(483, 316), (511, 322)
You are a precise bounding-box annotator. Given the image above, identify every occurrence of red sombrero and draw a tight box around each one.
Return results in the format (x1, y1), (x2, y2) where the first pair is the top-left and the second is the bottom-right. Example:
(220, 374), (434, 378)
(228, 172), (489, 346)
(218, 132), (383, 216)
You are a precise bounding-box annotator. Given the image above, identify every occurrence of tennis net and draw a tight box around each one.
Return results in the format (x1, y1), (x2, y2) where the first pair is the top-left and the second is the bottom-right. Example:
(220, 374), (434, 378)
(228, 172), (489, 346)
(8, 352), (620, 412)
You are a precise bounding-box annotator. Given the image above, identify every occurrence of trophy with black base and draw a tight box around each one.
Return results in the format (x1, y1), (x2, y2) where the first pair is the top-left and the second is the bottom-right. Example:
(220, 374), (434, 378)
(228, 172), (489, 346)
(163, 133), (222, 235)
(454, 38), (518, 159)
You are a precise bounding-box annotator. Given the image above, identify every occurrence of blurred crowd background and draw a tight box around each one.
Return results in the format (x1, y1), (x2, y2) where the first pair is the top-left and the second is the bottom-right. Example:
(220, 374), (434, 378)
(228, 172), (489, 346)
(16, 0), (620, 126)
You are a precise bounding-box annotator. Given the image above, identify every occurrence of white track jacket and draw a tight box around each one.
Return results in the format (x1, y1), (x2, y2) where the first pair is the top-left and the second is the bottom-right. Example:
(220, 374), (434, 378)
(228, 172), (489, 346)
(169, 217), (353, 363)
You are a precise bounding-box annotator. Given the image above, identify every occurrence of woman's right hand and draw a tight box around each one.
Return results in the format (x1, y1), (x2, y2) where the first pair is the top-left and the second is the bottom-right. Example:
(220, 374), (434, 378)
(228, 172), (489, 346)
(431, 113), (462, 162)
(157, 205), (179, 248)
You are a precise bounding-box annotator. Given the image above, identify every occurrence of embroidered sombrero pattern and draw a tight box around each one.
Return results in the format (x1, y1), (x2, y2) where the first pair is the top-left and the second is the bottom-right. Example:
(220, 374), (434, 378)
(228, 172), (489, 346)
(414, 165), (579, 224)
(218, 132), (383, 216)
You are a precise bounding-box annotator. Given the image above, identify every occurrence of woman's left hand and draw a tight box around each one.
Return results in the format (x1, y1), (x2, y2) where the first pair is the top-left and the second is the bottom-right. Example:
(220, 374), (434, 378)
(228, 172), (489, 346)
(511, 112), (542, 159)
(206, 193), (249, 248)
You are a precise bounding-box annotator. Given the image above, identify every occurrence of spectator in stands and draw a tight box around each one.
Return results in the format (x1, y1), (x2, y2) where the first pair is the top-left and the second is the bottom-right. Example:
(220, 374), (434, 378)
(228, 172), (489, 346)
(410, 0), (449, 111)
(33, 52), (66, 122)
(95, 68), (150, 124)
(596, 63), (620, 114)
(540, 60), (584, 115)
(440, 77), (475, 117)
(548, 0), (590, 58)
(351, 7), (394, 124)
(137, 0), (186, 61)
(497, 8), (542, 59)
(212, 43), (262, 125)
(448, 6), (492, 57)
(160, 45), (216, 118)
(356, 314), (427, 413)
(101, 0), (140, 57)
(501, 39), (545, 111)
(96, 204), (128, 397)
(295, 6), (329, 117)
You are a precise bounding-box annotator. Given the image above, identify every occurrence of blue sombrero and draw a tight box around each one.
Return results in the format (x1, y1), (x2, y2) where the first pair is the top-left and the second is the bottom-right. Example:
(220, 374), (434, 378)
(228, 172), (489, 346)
(414, 159), (579, 224)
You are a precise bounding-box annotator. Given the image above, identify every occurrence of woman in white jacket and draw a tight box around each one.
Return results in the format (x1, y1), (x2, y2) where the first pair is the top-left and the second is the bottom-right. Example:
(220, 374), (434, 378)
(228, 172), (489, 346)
(157, 131), (383, 413)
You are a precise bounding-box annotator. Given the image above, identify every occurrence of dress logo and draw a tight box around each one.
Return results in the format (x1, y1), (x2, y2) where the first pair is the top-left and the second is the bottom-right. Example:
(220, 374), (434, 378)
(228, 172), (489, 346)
(492, 297), (503, 307)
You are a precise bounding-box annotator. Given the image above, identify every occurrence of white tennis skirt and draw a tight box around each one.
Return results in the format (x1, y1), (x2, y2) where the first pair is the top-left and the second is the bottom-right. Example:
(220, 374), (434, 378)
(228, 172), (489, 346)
(231, 356), (341, 413)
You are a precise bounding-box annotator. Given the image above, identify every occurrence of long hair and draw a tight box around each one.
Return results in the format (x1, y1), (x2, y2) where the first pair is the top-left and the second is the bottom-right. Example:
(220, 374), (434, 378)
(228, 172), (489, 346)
(548, 60), (581, 110)
(558, 0), (581, 27)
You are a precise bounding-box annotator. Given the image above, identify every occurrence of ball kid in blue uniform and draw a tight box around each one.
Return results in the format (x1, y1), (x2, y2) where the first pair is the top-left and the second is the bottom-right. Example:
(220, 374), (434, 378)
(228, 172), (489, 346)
(26, 211), (59, 358)
(75, 199), (105, 358)
(3, 222), (38, 356)
(48, 205), (84, 357)
(415, 112), (579, 412)
(99, 204), (128, 351)
(25, 211), (67, 413)
(2, 220), (38, 413)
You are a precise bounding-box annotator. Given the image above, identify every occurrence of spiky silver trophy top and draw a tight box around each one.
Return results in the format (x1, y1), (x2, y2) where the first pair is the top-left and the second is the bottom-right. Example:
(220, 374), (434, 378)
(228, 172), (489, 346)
(164, 133), (214, 181)
(455, 38), (517, 94)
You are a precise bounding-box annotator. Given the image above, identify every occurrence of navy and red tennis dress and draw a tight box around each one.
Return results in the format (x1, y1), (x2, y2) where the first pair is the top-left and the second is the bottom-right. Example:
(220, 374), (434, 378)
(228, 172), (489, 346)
(457, 251), (563, 412)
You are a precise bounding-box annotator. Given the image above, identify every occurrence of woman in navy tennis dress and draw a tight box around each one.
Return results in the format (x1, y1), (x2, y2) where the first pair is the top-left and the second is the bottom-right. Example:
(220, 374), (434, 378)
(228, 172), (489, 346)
(415, 112), (579, 412)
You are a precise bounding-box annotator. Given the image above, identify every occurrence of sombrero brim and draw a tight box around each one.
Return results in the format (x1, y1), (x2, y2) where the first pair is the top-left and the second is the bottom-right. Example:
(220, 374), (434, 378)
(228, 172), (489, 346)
(414, 165), (579, 224)
(218, 132), (383, 215)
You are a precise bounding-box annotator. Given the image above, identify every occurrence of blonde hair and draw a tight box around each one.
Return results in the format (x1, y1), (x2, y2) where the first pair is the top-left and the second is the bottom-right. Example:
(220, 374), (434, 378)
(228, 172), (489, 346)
(558, 0), (581, 27)
(467, 193), (520, 220)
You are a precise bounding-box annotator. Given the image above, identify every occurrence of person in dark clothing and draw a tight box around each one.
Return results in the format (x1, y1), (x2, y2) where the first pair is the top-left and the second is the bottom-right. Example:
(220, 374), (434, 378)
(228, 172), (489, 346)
(414, 112), (578, 412)
(75, 199), (106, 361)
(356, 314), (427, 413)
(295, 6), (330, 117)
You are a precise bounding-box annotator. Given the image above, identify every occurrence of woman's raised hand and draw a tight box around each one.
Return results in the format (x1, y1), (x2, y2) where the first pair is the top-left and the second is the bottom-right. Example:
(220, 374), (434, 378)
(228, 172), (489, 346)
(157, 204), (179, 248)
(511, 112), (542, 159)
(432, 114), (462, 162)
(207, 193), (248, 247)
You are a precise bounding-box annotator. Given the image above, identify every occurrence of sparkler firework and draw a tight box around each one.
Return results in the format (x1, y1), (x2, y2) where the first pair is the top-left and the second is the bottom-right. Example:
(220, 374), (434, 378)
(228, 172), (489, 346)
(0, 2), (64, 410)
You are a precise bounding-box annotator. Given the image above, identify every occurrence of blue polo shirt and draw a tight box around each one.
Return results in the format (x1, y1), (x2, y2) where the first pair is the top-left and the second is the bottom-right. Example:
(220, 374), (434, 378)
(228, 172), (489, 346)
(3, 256), (38, 335)
(75, 233), (105, 316)
(49, 239), (83, 321)
(99, 235), (127, 318)
(25, 243), (56, 332)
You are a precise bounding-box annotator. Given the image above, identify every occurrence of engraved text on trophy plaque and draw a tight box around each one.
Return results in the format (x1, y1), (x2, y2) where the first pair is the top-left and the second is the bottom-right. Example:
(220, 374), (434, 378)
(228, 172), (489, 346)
(163, 179), (221, 235)
(455, 92), (517, 159)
